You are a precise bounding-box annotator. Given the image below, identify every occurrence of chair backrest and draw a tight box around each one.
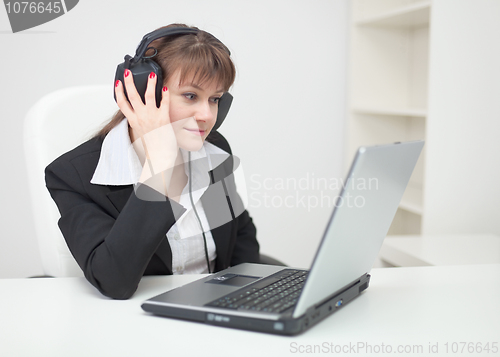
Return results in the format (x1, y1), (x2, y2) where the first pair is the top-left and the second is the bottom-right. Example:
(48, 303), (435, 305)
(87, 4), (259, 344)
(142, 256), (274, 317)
(24, 85), (117, 277)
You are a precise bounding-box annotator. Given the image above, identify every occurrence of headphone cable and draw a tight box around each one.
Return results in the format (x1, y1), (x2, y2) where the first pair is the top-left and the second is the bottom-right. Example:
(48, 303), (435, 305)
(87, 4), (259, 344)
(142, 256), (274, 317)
(188, 152), (212, 274)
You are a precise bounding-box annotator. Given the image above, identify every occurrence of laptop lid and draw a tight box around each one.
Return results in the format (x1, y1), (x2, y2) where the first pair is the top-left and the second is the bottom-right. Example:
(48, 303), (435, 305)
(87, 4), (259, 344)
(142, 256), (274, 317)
(293, 140), (424, 317)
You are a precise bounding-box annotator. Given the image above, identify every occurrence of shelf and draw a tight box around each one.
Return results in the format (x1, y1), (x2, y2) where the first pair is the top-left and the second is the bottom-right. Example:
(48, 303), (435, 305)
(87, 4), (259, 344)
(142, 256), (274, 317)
(380, 235), (500, 267)
(353, 106), (427, 118)
(356, 1), (431, 28)
(399, 184), (423, 215)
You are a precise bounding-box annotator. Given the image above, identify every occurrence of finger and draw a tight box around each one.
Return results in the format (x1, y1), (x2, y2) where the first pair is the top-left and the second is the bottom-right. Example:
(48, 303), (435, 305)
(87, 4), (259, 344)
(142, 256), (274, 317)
(114, 80), (135, 119)
(122, 69), (143, 109)
(144, 72), (158, 108)
(158, 86), (170, 121)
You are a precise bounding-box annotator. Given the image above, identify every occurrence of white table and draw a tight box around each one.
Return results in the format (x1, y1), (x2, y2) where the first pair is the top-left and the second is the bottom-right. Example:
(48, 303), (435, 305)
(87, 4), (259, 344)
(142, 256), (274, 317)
(1, 264), (499, 357)
(380, 234), (500, 267)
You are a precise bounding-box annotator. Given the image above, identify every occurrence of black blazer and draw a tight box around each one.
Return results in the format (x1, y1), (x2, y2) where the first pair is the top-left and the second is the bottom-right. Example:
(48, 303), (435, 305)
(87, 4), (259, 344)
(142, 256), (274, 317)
(45, 131), (259, 299)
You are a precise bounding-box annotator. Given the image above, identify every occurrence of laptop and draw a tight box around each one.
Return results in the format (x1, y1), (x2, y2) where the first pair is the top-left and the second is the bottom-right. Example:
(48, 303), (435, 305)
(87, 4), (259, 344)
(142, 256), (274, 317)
(141, 140), (424, 335)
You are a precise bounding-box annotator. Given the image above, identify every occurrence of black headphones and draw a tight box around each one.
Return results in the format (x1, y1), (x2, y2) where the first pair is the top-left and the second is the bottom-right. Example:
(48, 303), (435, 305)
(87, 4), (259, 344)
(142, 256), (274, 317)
(114, 27), (233, 131)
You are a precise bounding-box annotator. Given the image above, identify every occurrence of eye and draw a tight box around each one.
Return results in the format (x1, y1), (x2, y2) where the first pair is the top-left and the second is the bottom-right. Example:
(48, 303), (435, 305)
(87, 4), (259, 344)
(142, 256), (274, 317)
(210, 96), (222, 104)
(183, 93), (197, 100)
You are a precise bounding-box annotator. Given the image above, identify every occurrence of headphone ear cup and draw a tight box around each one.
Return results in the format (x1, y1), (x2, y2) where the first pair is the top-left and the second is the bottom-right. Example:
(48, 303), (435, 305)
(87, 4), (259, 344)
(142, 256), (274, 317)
(114, 59), (163, 108)
(213, 92), (233, 131)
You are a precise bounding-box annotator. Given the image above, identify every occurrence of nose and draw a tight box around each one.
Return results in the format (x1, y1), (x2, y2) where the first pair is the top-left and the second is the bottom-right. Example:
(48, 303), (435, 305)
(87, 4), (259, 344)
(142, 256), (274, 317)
(195, 101), (216, 123)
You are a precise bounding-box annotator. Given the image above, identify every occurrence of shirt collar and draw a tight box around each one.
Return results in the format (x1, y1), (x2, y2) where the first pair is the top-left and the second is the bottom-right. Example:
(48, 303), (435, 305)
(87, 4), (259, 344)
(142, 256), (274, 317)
(91, 118), (230, 186)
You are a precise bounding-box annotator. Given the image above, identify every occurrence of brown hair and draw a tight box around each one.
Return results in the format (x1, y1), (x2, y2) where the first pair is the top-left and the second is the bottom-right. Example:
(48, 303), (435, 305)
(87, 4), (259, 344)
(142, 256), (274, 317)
(95, 23), (236, 138)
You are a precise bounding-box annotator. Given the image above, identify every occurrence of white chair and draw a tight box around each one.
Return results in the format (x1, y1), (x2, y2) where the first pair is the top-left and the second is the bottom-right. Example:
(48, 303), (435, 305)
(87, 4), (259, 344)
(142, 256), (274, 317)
(24, 85), (117, 277)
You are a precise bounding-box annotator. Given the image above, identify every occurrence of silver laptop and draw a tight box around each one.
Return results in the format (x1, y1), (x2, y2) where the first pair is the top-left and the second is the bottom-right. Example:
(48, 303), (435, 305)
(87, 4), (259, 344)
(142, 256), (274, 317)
(141, 140), (424, 335)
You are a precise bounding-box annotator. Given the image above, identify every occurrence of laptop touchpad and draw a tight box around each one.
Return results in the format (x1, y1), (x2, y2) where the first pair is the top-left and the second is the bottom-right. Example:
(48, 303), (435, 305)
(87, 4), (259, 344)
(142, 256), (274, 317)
(206, 274), (261, 287)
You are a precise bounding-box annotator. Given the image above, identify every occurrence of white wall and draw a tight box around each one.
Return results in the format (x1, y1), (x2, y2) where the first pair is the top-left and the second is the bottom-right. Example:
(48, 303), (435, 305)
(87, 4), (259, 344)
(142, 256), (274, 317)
(0, 0), (350, 277)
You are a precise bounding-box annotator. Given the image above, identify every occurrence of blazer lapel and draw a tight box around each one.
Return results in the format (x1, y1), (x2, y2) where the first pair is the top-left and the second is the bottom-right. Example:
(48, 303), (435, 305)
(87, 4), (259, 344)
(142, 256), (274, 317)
(106, 185), (134, 214)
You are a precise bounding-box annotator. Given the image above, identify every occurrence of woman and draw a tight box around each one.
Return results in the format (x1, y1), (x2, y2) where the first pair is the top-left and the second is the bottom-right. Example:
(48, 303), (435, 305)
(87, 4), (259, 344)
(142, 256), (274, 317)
(45, 24), (260, 299)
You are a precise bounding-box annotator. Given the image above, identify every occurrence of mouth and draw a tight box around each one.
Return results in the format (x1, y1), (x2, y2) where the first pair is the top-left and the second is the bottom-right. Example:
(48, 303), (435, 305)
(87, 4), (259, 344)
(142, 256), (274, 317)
(184, 128), (206, 136)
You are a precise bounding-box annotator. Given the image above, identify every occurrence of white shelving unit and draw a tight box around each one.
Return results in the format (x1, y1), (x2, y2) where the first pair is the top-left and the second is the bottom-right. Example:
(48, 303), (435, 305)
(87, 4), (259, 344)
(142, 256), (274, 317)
(347, 0), (500, 238)
(348, 0), (429, 235)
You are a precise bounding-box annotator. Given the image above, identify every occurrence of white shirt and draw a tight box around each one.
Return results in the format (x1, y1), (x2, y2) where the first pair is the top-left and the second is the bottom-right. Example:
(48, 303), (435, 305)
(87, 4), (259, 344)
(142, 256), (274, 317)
(91, 118), (230, 274)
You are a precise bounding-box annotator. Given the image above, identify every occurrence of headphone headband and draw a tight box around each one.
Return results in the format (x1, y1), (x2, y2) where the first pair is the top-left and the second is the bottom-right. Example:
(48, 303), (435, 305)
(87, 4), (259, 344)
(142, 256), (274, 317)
(133, 27), (199, 61)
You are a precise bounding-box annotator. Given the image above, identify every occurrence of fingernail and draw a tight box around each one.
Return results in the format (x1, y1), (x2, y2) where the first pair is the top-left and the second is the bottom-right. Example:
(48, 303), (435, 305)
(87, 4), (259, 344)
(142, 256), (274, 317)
(124, 69), (130, 77)
(115, 80), (120, 87)
(149, 72), (156, 79)
(163, 86), (168, 92)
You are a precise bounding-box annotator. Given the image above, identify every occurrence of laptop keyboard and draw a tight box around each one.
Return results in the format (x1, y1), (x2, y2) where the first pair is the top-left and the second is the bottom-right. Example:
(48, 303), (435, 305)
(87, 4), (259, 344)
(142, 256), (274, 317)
(206, 269), (309, 314)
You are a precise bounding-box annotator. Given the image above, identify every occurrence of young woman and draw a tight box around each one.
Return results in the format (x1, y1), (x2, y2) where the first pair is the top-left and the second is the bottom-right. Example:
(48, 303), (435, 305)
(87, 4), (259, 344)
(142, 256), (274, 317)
(45, 24), (260, 299)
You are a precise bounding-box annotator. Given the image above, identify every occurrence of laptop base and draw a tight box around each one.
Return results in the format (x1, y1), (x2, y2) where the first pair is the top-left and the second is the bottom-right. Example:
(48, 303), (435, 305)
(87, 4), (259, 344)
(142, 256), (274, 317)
(142, 273), (370, 335)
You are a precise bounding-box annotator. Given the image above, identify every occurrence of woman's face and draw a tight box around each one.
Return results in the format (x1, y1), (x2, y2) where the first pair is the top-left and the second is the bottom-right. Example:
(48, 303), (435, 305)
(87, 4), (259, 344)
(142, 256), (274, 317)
(166, 70), (225, 152)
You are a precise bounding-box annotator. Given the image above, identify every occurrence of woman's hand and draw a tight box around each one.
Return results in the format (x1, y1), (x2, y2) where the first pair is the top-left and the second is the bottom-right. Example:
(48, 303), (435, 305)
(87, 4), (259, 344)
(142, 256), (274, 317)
(115, 69), (170, 140)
